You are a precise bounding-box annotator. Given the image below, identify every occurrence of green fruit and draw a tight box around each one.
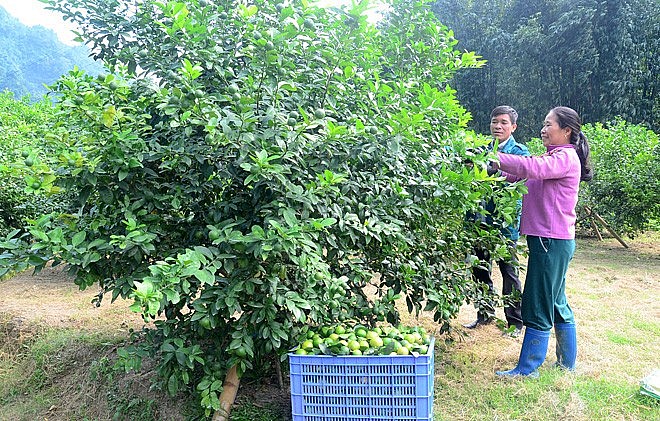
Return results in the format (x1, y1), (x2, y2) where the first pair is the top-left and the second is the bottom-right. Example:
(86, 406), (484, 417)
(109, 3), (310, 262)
(109, 81), (119, 90)
(365, 330), (379, 342)
(208, 230), (221, 241)
(304, 18), (316, 30)
(21, 150), (29, 158)
(199, 317), (212, 330)
(253, 31), (262, 40)
(31, 181), (41, 189)
(287, 117), (297, 126)
(396, 346), (410, 355)
(265, 41), (275, 50)
(368, 336), (384, 348)
(24, 158), (34, 167)
(314, 108), (326, 119)
(421, 333), (431, 345)
(347, 340), (360, 351)
(355, 328), (367, 338)
(228, 83), (239, 94)
(295, 348), (307, 355)
(234, 346), (247, 358)
(301, 340), (314, 350)
(334, 325), (346, 335)
(288, 110), (299, 119)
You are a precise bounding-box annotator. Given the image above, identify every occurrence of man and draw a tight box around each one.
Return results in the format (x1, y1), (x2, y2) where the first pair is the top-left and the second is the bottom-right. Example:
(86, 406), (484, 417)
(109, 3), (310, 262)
(464, 105), (529, 337)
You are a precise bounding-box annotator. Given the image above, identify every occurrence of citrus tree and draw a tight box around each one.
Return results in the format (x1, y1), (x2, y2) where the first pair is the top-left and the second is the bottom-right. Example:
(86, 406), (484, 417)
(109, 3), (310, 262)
(0, 91), (68, 242)
(1, 0), (523, 414)
(580, 120), (660, 236)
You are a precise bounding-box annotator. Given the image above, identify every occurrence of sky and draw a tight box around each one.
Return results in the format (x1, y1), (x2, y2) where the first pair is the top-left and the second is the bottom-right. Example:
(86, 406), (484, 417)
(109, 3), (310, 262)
(0, 0), (79, 45)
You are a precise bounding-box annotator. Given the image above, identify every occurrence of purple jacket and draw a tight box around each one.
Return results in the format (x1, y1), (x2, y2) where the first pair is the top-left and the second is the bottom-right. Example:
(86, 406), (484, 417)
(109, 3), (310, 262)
(497, 144), (581, 240)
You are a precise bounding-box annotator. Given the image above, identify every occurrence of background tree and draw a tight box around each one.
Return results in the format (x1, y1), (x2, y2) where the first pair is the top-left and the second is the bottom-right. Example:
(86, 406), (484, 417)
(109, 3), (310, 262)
(0, 91), (68, 240)
(432, 0), (659, 141)
(1, 0), (522, 415)
(578, 121), (659, 237)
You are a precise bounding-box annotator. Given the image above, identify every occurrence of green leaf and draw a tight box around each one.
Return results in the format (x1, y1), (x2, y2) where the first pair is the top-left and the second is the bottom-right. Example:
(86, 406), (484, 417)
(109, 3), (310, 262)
(72, 231), (86, 247)
(193, 269), (215, 285)
(101, 105), (116, 127)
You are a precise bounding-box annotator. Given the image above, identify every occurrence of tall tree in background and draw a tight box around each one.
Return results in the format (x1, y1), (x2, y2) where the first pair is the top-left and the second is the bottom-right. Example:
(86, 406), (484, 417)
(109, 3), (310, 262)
(433, 0), (659, 141)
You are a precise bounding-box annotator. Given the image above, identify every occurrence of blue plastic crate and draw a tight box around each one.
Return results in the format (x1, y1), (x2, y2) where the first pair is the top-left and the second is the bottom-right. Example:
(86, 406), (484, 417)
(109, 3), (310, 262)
(289, 338), (434, 421)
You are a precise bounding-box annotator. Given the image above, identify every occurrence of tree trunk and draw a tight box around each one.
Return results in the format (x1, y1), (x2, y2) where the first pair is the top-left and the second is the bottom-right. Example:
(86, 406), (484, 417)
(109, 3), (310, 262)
(212, 364), (240, 421)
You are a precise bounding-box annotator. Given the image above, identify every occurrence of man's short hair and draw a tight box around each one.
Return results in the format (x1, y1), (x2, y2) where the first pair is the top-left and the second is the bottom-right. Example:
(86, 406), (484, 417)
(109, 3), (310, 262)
(490, 105), (518, 124)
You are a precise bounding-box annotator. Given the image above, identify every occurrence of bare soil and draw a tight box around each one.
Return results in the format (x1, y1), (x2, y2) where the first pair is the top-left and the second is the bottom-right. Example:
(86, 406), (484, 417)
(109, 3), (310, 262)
(0, 234), (658, 420)
(0, 264), (145, 330)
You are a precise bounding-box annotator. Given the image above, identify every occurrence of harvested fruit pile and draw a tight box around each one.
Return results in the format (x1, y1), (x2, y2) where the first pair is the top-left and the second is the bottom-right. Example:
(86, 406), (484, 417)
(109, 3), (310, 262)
(294, 323), (432, 356)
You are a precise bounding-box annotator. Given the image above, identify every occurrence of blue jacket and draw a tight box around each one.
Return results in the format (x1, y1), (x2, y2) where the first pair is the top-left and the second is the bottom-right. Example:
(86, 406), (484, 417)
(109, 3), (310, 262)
(486, 136), (530, 241)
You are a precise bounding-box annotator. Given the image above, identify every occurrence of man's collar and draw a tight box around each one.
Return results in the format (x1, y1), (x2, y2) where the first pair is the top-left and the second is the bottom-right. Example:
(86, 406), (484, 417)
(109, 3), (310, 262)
(496, 135), (513, 150)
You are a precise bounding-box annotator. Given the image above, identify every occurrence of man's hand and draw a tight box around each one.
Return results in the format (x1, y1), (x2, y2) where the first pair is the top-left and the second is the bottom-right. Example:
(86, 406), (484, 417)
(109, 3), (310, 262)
(486, 161), (499, 176)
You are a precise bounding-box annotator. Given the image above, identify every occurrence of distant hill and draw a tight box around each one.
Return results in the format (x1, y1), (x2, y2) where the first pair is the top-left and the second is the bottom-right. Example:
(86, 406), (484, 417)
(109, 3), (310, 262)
(0, 6), (103, 100)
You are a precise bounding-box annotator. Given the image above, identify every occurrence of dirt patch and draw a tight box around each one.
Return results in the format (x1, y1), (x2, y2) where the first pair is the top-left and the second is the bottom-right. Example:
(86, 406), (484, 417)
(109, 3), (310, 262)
(0, 264), (146, 331)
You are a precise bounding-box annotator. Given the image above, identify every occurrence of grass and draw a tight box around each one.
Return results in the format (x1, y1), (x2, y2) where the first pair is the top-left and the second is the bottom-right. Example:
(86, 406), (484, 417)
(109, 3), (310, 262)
(426, 232), (660, 421)
(0, 320), (197, 420)
(0, 233), (658, 420)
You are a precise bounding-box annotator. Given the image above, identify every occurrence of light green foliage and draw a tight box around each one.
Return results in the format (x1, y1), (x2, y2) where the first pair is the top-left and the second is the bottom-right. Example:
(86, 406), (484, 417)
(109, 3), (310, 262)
(580, 120), (660, 236)
(1, 0), (524, 413)
(0, 91), (68, 240)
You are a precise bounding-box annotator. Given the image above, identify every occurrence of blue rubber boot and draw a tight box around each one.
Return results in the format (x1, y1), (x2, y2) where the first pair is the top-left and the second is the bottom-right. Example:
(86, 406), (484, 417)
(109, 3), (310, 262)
(554, 322), (577, 370)
(496, 327), (550, 378)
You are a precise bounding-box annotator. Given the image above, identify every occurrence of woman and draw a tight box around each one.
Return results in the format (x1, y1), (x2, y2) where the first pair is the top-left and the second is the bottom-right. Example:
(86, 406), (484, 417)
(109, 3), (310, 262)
(492, 106), (592, 377)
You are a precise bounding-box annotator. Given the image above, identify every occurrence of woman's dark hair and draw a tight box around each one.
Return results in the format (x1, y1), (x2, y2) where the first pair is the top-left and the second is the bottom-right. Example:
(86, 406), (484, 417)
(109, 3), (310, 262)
(550, 106), (593, 181)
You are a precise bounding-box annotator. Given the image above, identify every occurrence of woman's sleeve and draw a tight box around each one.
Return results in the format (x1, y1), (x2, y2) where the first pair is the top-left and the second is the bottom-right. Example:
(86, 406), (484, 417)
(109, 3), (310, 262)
(497, 150), (573, 180)
(499, 170), (524, 183)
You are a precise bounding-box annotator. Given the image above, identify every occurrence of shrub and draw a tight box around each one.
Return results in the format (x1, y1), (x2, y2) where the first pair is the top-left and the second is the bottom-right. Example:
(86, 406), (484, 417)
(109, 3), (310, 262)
(0, 91), (67, 238)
